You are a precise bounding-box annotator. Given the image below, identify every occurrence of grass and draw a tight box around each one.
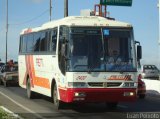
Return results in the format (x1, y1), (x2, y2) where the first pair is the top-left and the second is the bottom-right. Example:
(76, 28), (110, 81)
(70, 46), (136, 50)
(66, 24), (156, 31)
(0, 107), (21, 119)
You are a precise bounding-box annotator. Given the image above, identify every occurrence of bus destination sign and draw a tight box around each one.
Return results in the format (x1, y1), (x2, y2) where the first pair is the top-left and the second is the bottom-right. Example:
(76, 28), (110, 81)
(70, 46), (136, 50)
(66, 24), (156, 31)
(100, 0), (132, 6)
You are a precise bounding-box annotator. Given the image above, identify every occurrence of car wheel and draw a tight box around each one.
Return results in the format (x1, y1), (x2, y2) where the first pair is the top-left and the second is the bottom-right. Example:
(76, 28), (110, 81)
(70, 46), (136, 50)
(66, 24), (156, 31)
(139, 94), (145, 99)
(26, 78), (35, 99)
(106, 102), (118, 110)
(53, 83), (64, 110)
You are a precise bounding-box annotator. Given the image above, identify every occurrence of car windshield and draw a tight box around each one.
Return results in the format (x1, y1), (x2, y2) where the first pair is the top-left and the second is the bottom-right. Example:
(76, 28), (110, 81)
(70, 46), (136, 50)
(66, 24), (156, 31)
(68, 27), (136, 72)
(1, 65), (18, 72)
(144, 65), (158, 70)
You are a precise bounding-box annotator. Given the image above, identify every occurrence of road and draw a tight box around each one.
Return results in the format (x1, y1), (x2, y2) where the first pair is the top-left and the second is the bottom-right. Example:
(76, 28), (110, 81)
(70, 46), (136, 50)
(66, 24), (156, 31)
(0, 85), (160, 119)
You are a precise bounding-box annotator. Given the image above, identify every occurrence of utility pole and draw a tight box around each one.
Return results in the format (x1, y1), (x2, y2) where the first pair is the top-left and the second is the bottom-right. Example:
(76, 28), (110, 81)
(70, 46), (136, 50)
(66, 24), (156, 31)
(64, 0), (68, 17)
(50, 0), (52, 21)
(5, 0), (8, 64)
(158, 0), (160, 45)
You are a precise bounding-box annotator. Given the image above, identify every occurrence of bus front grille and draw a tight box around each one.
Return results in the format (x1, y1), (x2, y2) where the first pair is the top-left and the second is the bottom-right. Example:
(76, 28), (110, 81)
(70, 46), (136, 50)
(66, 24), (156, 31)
(88, 82), (103, 87)
(88, 82), (122, 87)
(107, 82), (122, 87)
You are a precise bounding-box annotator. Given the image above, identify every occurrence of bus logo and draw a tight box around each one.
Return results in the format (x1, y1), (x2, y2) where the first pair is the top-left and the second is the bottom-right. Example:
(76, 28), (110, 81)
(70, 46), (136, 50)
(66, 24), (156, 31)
(108, 75), (132, 81)
(36, 58), (43, 67)
(76, 76), (87, 81)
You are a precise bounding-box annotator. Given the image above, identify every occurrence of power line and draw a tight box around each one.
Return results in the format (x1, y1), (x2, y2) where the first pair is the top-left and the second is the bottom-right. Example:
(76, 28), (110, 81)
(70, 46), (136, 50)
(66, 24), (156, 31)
(9, 9), (49, 26)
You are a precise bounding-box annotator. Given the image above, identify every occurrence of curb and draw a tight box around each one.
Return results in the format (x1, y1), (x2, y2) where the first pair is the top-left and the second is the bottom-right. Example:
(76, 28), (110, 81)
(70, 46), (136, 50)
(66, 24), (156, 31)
(0, 106), (23, 119)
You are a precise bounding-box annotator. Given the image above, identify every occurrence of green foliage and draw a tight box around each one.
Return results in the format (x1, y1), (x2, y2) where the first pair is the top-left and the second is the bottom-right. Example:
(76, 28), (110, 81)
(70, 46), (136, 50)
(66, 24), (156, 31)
(0, 108), (20, 119)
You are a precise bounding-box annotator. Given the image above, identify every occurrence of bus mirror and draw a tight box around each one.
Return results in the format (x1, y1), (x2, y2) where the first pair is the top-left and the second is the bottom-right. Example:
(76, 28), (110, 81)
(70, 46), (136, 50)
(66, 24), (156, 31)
(137, 45), (142, 60)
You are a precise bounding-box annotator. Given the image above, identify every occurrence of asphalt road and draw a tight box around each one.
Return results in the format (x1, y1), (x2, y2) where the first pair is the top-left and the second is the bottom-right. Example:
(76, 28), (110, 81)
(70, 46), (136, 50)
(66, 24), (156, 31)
(0, 85), (160, 119)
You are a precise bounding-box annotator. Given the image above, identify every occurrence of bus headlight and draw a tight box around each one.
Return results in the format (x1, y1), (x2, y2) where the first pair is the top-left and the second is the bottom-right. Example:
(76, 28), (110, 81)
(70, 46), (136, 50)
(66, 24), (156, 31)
(68, 82), (88, 88)
(74, 92), (86, 97)
(124, 92), (135, 96)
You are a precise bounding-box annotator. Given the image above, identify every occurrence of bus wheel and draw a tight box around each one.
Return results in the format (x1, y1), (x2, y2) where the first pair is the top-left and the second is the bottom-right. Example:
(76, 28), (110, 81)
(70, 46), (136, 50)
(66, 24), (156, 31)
(4, 81), (8, 87)
(26, 78), (35, 99)
(106, 102), (118, 110)
(53, 83), (64, 110)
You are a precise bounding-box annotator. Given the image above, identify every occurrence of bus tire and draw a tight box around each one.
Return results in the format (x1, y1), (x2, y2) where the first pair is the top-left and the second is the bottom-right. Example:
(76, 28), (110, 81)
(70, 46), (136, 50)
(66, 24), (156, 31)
(4, 81), (8, 87)
(53, 83), (64, 110)
(106, 102), (118, 110)
(26, 77), (35, 99)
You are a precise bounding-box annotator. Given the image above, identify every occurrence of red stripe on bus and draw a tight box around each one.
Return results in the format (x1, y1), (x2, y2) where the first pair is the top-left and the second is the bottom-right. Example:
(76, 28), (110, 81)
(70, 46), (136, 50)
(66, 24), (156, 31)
(28, 55), (34, 88)
(22, 56), (28, 86)
(22, 55), (50, 89)
(22, 71), (27, 85)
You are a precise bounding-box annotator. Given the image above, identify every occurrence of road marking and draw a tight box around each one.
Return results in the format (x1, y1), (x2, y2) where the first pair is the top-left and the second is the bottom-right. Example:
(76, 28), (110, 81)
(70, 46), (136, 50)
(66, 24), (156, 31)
(117, 105), (128, 109)
(0, 91), (46, 119)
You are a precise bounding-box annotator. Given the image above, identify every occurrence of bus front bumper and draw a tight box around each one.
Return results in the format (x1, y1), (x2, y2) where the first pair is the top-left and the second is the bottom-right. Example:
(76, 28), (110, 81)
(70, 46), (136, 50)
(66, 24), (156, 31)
(58, 88), (137, 103)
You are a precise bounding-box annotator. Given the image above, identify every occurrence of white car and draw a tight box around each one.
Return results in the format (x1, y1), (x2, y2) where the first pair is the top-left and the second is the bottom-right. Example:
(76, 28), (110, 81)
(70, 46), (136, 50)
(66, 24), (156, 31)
(140, 65), (159, 80)
(0, 65), (18, 87)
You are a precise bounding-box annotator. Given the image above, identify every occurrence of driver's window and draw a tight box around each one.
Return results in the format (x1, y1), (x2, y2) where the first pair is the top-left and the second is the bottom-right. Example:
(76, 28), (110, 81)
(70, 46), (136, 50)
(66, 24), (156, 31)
(58, 26), (69, 75)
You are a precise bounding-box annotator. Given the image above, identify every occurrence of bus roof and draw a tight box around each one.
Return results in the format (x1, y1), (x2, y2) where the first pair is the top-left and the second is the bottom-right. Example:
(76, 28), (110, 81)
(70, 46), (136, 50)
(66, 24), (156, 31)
(20, 16), (132, 35)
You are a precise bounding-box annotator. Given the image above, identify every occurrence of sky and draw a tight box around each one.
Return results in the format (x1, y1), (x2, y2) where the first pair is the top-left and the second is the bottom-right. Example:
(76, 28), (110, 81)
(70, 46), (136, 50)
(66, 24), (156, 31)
(0, 0), (159, 66)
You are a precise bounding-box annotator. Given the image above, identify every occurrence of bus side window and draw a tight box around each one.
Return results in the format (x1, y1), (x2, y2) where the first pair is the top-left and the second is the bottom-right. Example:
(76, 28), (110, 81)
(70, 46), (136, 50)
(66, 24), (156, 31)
(40, 32), (48, 51)
(44, 30), (49, 52)
(51, 28), (57, 53)
(22, 35), (28, 53)
(33, 32), (41, 52)
(27, 34), (34, 53)
(19, 36), (23, 53)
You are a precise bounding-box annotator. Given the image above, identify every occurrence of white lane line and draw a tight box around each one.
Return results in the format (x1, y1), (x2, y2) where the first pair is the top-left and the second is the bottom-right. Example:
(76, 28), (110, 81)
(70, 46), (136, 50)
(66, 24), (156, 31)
(0, 91), (46, 119)
(117, 105), (128, 109)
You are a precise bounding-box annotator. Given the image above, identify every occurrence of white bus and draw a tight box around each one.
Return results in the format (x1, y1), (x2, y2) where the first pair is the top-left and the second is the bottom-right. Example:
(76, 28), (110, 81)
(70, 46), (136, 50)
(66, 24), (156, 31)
(18, 16), (142, 109)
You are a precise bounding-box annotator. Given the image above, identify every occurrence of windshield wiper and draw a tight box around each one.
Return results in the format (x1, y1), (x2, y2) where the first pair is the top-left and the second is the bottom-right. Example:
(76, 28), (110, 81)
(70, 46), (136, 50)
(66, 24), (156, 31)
(88, 61), (102, 73)
(88, 66), (96, 73)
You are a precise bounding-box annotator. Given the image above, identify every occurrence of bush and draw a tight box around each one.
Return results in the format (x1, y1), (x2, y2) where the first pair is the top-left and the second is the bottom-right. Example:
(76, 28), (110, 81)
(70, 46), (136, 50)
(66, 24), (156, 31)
(0, 107), (20, 119)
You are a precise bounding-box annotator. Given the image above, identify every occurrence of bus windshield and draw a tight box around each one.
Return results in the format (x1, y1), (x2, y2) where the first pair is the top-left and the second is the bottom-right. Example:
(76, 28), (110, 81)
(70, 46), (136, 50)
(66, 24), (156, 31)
(68, 27), (136, 72)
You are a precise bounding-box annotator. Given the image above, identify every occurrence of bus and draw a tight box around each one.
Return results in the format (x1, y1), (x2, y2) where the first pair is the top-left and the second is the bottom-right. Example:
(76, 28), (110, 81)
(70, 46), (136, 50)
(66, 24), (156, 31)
(18, 16), (142, 109)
